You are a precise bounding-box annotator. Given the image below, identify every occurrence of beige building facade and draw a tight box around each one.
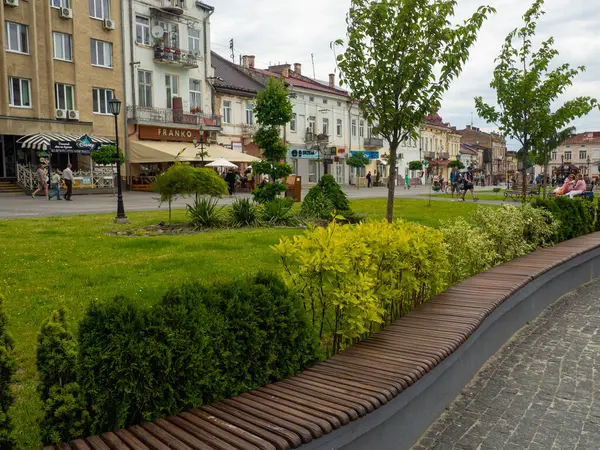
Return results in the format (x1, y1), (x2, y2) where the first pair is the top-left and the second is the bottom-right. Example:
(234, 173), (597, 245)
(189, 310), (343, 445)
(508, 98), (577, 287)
(0, 0), (124, 185)
(420, 113), (461, 181)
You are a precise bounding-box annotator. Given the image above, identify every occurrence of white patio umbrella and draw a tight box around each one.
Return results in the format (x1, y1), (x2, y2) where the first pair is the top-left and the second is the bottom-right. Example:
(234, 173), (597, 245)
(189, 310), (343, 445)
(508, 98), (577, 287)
(206, 158), (238, 169)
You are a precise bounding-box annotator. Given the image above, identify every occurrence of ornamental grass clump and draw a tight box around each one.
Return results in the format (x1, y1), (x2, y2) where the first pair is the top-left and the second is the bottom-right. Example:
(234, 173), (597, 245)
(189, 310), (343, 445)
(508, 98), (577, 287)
(273, 219), (448, 354)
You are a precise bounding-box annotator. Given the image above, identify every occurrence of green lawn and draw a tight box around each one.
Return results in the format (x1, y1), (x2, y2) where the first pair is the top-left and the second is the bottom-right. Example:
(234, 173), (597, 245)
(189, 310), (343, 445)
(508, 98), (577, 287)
(420, 192), (509, 201)
(1, 198), (490, 448)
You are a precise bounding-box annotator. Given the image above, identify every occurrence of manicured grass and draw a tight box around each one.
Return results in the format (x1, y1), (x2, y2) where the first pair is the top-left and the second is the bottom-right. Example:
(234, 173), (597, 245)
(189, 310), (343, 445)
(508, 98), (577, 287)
(1, 198), (490, 448)
(420, 193), (509, 201)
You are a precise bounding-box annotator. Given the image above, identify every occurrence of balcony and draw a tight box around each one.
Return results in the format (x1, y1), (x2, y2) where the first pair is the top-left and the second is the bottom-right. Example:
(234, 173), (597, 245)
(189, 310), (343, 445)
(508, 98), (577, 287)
(153, 46), (199, 68)
(423, 151), (435, 159)
(304, 130), (330, 145)
(440, 152), (449, 160)
(156, 0), (184, 15)
(240, 124), (255, 137)
(364, 137), (384, 149)
(127, 106), (221, 130)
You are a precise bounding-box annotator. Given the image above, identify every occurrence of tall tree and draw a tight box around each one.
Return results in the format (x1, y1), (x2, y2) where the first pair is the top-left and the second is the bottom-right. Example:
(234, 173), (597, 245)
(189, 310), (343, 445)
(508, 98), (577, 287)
(336, 0), (494, 222)
(475, 0), (598, 199)
(252, 77), (294, 203)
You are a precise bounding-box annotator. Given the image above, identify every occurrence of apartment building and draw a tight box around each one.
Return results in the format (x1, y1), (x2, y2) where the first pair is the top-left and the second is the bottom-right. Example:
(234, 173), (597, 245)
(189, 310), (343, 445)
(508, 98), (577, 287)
(456, 125), (507, 184)
(420, 113), (461, 181)
(550, 131), (600, 179)
(1, 0), (124, 189)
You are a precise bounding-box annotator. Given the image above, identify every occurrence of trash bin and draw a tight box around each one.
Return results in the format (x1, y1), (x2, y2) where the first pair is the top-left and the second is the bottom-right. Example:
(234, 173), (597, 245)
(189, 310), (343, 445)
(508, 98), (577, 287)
(285, 176), (302, 202)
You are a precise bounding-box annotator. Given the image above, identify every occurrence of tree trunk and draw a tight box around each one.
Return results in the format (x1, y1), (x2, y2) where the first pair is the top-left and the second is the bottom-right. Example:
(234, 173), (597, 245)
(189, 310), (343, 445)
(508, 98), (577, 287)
(521, 146), (528, 203)
(386, 143), (399, 223)
(543, 160), (549, 200)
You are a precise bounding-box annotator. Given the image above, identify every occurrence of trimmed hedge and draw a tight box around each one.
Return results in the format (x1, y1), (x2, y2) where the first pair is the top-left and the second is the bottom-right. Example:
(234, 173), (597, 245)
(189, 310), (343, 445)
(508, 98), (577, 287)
(301, 174), (351, 219)
(531, 197), (597, 242)
(39, 273), (319, 438)
(0, 295), (15, 449)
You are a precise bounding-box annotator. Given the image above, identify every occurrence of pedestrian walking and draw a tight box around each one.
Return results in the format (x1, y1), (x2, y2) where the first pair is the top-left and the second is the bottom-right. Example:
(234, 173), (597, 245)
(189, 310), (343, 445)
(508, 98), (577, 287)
(404, 174), (410, 190)
(31, 164), (49, 199)
(225, 169), (236, 195)
(48, 172), (62, 201)
(450, 167), (460, 200)
(366, 171), (373, 188)
(62, 163), (74, 201)
(461, 175), (478, 202)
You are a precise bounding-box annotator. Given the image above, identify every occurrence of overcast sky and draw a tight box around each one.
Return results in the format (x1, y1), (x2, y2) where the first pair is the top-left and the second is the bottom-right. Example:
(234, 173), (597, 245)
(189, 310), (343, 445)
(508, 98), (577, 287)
(211, 0), (600, 151)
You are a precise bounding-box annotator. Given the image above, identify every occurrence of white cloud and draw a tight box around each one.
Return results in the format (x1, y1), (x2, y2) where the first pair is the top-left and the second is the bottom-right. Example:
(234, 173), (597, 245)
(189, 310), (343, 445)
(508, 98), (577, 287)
(210, 0), (600, 136)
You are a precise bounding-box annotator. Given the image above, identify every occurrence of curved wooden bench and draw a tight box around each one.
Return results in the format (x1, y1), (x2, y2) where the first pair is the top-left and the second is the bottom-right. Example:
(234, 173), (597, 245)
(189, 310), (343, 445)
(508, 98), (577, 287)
(47, 232), (600, 450)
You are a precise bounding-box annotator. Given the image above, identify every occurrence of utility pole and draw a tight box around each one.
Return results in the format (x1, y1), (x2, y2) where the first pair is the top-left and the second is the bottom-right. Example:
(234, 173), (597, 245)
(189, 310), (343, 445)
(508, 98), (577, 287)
(229, 39), (234, 64)
(311, 53), (316, 79)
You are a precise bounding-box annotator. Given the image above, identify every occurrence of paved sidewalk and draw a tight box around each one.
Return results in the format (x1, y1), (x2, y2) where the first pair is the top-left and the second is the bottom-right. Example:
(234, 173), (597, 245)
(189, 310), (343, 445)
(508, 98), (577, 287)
(413, 278), (600, 450)
(0, 186), (500, 219)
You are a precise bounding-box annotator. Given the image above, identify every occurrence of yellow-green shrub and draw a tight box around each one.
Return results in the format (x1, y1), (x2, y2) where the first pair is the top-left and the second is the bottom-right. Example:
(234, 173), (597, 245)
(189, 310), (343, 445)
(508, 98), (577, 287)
(273, 220), (449, 354)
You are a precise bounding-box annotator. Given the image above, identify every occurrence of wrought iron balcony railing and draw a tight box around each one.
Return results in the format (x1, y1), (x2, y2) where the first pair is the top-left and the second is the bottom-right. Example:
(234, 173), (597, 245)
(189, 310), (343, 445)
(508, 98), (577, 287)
(127, 106), (221, 128)
(364, 137), (384, 148)
(153, 46), (200, 68)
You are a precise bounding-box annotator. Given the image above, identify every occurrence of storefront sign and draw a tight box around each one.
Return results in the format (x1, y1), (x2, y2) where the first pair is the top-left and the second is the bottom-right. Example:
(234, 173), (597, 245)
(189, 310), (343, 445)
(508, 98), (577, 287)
(290, 149), (319, 159)
(50, 135), (102, 155)
(232, 143), (243, 152)
(336, 148), (346, 154)
(139, 125), (201, 142)
(351, 150), (380, 159)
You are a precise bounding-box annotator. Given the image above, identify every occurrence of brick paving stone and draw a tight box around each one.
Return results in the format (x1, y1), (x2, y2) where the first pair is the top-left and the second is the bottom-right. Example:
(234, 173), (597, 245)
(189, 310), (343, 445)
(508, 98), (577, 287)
(412, 278), (600, 450)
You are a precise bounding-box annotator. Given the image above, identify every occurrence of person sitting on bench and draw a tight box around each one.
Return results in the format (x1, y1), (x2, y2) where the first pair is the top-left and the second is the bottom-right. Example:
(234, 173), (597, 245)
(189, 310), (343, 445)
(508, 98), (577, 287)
(565, 174), (587, 199)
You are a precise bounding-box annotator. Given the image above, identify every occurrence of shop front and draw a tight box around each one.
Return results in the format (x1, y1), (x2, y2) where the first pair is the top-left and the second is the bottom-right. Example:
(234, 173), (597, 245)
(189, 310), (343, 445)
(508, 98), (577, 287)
(128, 125), (259, 191)
(289, 147), (348, 186)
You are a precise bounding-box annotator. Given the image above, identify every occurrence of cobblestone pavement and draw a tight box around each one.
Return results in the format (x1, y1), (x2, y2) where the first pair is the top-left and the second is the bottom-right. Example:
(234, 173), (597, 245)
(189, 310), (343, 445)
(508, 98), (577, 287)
(413, 278), (600, 450)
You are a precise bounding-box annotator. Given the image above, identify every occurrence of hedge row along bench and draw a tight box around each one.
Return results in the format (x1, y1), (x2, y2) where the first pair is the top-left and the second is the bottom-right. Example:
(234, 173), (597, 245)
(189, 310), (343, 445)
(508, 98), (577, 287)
(47, 232), (600, 450)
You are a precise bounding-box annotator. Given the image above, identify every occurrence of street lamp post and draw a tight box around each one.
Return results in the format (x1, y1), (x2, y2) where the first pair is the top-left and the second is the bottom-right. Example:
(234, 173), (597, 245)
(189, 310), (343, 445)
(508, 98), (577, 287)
(193, 124), (207, 165)
(109, 98), (127, 224)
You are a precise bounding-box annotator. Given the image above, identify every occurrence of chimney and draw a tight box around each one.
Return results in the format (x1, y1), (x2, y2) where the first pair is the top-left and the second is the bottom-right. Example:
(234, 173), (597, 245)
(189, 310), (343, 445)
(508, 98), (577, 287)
(282, 67), (289, 77)
(242, 55), (249, 68)
(294, 63), (301, 75)
(329, 73), (335, 88)
(248, 55), (255, 69)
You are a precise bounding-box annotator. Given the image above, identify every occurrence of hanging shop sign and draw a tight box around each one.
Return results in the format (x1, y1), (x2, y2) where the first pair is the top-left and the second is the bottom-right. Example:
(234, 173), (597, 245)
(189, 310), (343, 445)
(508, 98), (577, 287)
(50, 135), (103, 155)
(139, 125), (202, 143)
(350, 150), (380, 159)
(290, 149), (320, 159)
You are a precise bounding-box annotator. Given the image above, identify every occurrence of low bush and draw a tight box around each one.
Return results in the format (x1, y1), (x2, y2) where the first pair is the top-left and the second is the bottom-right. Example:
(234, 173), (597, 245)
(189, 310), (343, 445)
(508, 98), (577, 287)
(274, 220), (448, 354)
(0, 295), (15, 449)
(53, 273), (318, 436)
(301, 175), (351, 219)
(251, 182), (287, 204)
(531, 197), (596, 242)
(492, 187), (502, 193)
(261, 197), (297, 226)
(187, 197), (224, 228)
(229, 198), (261, 227)
(40, 383), (90, 445)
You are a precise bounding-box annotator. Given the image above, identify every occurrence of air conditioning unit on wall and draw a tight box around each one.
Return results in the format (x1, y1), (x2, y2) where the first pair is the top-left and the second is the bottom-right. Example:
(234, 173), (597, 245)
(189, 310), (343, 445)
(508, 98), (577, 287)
(4, 0), (19, 7)
(68, 110), (80, 121)
(55, 109), (67, 119)
(103, 19), (116, 30)
(60, 7), (73, 19)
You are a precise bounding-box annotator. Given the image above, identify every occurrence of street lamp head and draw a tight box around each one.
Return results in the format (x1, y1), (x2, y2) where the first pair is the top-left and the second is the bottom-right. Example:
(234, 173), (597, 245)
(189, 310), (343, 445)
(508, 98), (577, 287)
(193, 137), (198, 146)
(108, 98), (122, 116)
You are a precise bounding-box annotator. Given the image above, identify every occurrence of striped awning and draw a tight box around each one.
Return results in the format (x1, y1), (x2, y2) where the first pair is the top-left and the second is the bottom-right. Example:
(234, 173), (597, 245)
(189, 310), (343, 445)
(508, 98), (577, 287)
(17, 133), (114, 151)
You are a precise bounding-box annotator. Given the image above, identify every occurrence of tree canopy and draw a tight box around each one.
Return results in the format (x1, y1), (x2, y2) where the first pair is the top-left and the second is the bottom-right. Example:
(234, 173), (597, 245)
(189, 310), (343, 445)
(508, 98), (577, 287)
(336, 0), (494, 222)
(91, 145), (124, 165)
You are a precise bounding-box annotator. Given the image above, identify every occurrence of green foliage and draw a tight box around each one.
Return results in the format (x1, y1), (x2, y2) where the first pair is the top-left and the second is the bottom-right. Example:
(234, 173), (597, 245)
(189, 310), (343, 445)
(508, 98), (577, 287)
(152, 162), (196, 224)
(91, 145), (124, 166)
(492, 187), (502, 193)
(336, 0), (494, 222)
(251, 182), (287, 204)
(192, 168), (228, 197)
(274, 220), (448, 354)
(447, 159), (465, 170)
(254, 77), (293, 128)
(0, 295), (15, 450)
(187, 197), (224, 229)
(40, 383), (90, 445)
(475, 0), (598, 197)
(531, 197), (597, 242)
(229, 198), (260, 227)
(261, 198), (297, 226)
(345, 153), (370, 169)
(252, 127), (288, 163)
(408, 160), (424, 171)
(73, 273), (318, 434)
(301, 174), (350, 219)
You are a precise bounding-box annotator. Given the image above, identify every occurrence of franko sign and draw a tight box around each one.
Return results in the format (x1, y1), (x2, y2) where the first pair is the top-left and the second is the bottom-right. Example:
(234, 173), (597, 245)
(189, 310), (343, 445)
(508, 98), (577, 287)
(139, 125), (201, 142)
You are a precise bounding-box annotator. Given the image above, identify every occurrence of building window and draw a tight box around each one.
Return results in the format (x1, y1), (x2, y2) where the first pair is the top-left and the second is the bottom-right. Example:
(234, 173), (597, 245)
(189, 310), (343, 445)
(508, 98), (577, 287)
(564, 151), (572, 161)
(189, 79), (201, 110)
(5, 22), (29, 54)
(359, 120), (364, 138)
(51, 0), (70, 8)
(309, 96), (314, 102)
(165, 74), (179, 109)
(308, 116), (316, 134)
(290, 113), (297, 132)
(89, 0), (110, 20)
(245, 103), (254, 125)
(336, 119), (342, 137)
(188, 29), (201, 55)
(337, 101), (341, 107)
(351, 119), (357, 137)
(579, 150), (587, 160)
(136, 16), (150, 45)
(8, 77), (31, 108)
(90, 39), (113, 68)
(92, 87), (114, 114)
(223, 100), (231, 123)
(323, 99), (328, 105)
(55, 83), (75, 110)
(52, 32), (73, 62)
(367, 124), (373, 138)
(138, 70), (152, 108)
(322, 118), (329, 136)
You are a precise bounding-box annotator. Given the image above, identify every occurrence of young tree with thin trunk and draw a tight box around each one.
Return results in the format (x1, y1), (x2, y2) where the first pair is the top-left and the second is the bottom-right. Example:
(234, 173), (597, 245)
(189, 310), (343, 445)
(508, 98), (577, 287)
(475, 0), (598, 200)
(335, 0), (494, 222)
